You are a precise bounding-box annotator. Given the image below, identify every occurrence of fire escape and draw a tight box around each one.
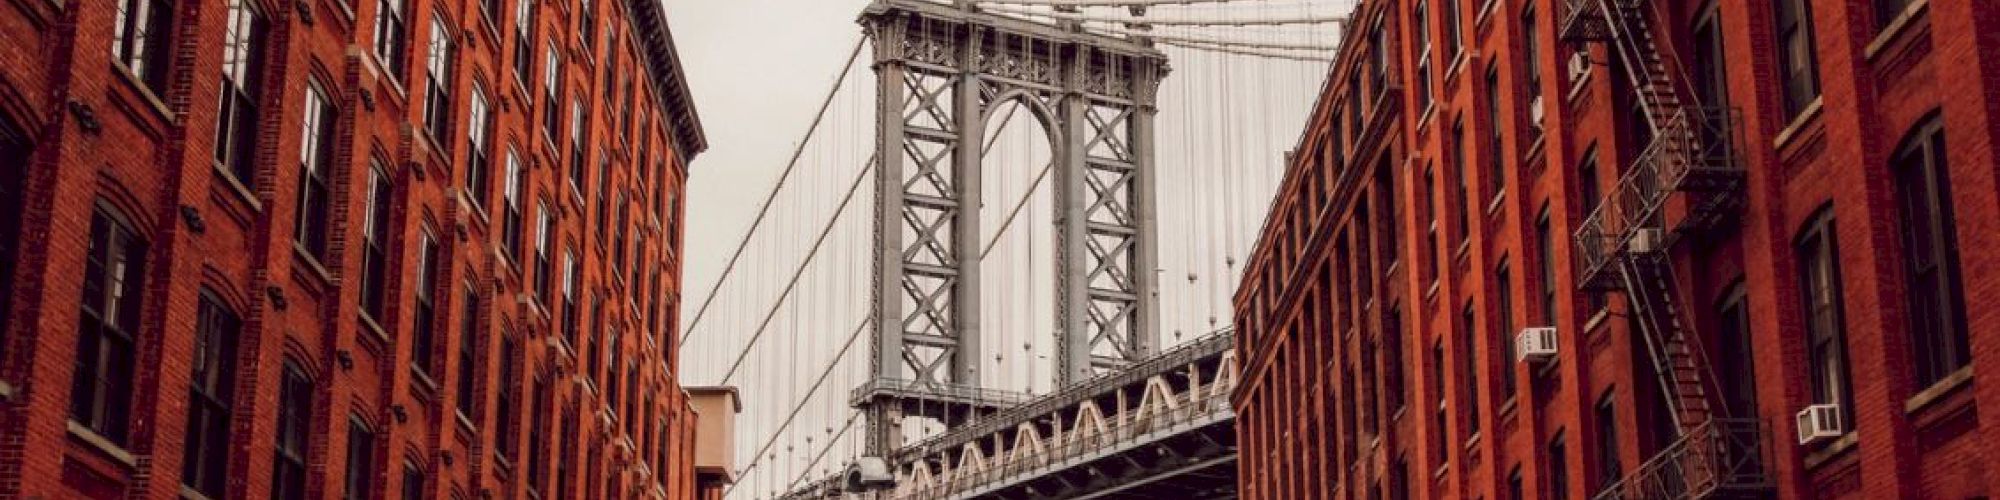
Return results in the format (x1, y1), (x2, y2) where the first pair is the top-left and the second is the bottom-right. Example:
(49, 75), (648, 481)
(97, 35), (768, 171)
(1559, 1), (1768, 498)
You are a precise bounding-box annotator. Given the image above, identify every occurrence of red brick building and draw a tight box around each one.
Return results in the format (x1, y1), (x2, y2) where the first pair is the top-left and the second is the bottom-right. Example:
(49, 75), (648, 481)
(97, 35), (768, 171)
(0, 0), (719, 498)
(1234, 0), (2000, 498)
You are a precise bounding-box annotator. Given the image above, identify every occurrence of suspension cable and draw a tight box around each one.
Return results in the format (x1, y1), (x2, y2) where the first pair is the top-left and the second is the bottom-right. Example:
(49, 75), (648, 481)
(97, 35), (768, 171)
(1160, 38), (1335, 62)
(783, 412), (862, 493)
(718, 153), (877, 383)
(680, 38), (866, 347)
(976, 0), (1267, 6)
(980, 3), (1349, 26)
(721, 317), (871, 497)
(1084, 24), (1342, 51)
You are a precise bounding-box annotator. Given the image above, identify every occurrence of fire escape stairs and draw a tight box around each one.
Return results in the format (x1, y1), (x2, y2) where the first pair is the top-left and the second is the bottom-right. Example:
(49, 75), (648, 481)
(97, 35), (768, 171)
(1563, 1), (1768, 499)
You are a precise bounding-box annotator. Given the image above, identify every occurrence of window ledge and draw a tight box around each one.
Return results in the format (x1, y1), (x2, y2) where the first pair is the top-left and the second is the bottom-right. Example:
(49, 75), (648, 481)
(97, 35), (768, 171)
(358, 313), (393, 353)
(212, 165), (264, 212)
(291, 245), (336, 288)
(1464, 432), (1483, 451)
(1486, 191), (1507, 217)
(66, 420), (137, 467)
(1865, 0), (1930, 60)
(180, 485), (217, 500)
(1905, 366), (1972, 414)
(1772, 97), (1825, 150)
(112, 63), (176, 123)
(1802, 432), (1858, 470)
(411, 368), (442, 399)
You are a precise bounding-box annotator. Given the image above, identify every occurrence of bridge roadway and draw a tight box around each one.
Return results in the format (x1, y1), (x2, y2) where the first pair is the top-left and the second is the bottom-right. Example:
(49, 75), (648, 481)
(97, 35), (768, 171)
(785, 330), (1240, 499)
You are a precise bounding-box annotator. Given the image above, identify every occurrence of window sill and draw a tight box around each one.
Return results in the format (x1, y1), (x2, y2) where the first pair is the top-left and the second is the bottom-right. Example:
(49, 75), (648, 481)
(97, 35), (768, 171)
(111, 63), (176, 124)
(1486, 191), (1507, 218)
(411, 368), (442, 400)
(1463, 432), (1483, 451)
(1772, 97), (1825, 151)
(1865, 0), (1929, 60)
(1474, 0), (1501, 31)
(66, 420), (136, 467)
(291, 244), (336, 289)
(212, 164), (263, 213)
(1802, 432), (1857, 470)
(1905, 366), (1972, 414)
(180, 485), (217, 500)
(358, 313), (393, 354)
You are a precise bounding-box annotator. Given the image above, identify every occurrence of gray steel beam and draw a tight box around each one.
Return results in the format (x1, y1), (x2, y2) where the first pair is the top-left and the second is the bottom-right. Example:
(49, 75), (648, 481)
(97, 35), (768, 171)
(1055, 47), (1095, 387)
(868, 12), (912, 456)
(953, 25), (986, 387)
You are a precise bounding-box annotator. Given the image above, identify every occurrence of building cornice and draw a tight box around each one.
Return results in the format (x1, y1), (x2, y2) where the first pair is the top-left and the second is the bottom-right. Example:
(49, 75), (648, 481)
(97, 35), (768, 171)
(626, 0), (710, 165)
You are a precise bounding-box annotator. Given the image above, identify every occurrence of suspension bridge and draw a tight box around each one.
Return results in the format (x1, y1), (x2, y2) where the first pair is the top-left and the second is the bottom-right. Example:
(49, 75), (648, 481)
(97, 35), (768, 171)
(675, 0), (1353, 497)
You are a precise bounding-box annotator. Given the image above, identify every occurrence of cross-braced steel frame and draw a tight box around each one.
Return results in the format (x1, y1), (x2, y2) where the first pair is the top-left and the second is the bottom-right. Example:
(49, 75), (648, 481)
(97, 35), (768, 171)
(856, 0), (1169, 459)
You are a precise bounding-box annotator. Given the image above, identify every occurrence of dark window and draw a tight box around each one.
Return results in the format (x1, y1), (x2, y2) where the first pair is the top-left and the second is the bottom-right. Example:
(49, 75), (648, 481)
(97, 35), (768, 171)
(1594, 391), (1622, 489)
(1691, 9), (1730, 111)
(456, 285), (480, 418)
(534, 202), (553, 301)
(112, 0), (177, 94)
(1875, 0), (1911, 29)
(1496, 262), (1517, 398)
(412, 231), (441, 378)
(1423, 167), (1439, 280)
(1521, 6), (1542, 101)
(214, 0), (267, 186)
(593, 157), (610, 236)
(374, 0), (410, 80)
(1715, 284), (1759, 417)
(402, 462), (425, 500)
(359, 163), (394, 323)
(1369, 16), (1388, 94)
(1442, 0), (1462, 57)
(1388, 456), (1410, 500)
(1460, 302), (1480, 437)
(1507, 464), (1524, 500)
(527, 375), (550, 494)
(1485, 65), (1505, 199)
(1431, 341), (1448, 464)
(496, 329), (519, 460)
(1893, 119), (1968, 388)
(1377, 160), (1398, 269)
(543, 44), (563, 141)
(273, 361), (313, 500)
(503, 149), (525, 263)
(1548, 431), (1571, 500)
(182, 291), (240, 497)
(466, 87), (493, 207)
(1537, 208), (1556, 324)
(1797, 209), (1853, 428)
(562, 250), (580, 345)
(0, 131), (24, 343)
(72, 205), (147, 444)
(577, 0), (596, 52)
(571, 104), (589, 195)
(1385, 306), (1406, 412)
(345, 416), (378, 500)
(557, 409), (577, 498)
(513, 0), (534, 85)
(423, 18), (455, 147)
(1453, 119), (1469, 240)
(1774, 0), (1820, 118)
(295, 82), (339, 261)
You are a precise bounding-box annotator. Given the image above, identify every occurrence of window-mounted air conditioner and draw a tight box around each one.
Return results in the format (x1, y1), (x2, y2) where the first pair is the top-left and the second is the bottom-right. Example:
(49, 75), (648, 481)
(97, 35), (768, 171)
(1795, 404), (1844, 445)
(1529, 96), (1547, 129)
(1568, 52), (1592, 82)
(1516, 327), (1559, 364)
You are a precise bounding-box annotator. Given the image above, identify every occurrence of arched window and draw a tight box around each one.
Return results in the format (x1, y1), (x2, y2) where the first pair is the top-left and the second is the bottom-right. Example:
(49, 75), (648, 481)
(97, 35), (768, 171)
(1795, 207), (1852, 430)
(1892, 117), (1969, 389)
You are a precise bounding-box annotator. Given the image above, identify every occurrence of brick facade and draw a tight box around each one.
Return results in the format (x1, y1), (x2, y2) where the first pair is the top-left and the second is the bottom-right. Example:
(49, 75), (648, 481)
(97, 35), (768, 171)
(1234, 0), (2000, 498)
(0, 0), (712, 498)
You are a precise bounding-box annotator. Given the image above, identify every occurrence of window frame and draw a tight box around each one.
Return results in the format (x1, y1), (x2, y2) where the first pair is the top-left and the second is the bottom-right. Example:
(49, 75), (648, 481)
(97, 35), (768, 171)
(1891, 119), (1968, 389)
(1796, 208), (1854, 428)
(181, 290), (241, 497)
(71, 203), (148, 445)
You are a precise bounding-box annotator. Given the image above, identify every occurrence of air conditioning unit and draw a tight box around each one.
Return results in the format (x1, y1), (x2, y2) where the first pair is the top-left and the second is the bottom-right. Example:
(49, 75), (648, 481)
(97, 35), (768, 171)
(1568, 52), (1592, 81)
(1529, 96), (1547, 129)
(1629, 228), (1666, 253)
(1516, 327), (1559, 364)
(1795, 404), (1844, 445)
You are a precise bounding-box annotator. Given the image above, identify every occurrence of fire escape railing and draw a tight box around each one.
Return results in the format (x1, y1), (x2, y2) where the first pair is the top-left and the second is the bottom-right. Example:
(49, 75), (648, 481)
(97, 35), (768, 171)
(1572, 105), (1742, 290)
(1592, 418), (1773, 500)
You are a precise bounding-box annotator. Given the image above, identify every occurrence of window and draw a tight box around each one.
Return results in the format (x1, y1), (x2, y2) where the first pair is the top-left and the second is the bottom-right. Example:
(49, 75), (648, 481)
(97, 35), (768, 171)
(1521, 6), (1542, 102)
(1431, 341), (1448, 464)
(359, 163), (394, 323)
(345, 416), (378, 500)
(1369, 16), (1388, 94)
(1893, 119), (1968, 389)
(273, 361), (313, 500)
(1691, 9), (1730, 112)
(527, 375), (550, 494)
(466, 86), (493, 207)
(495, 329), (519, 460)
(571, 102), (589, 193)
(1385, 306), (1406, 412)
(373, 0), (410, 81)
(613, 194), (628, 277)
(1495, 262), (1517, 398)
(1460, 302), (1480, 437)
(1485, 66), (1504, 199)
(113, 0), (177, 94)
(1452, 119), (1469, 239)
(502, 148), (525, 264)
(0, 133), (24, 344)
(1507, 465), (1524, 500)
(1548, 431), (1570, 500)
(182, 291), (240, 497)
(513, 0), (534, 85)
(456, 285), (480, 418)
(605, 327), (621, 410)
(534, 202), (554, 301)
(1377, 160), (1397, 269)
(295, 82), (338, 262)
(401, 462), (425, 500)
(1797, 209), (1853, 428)
(1442, 0), (1462, 58)
(1388, 456), (1410, 500)
(1423, 166), (1439, 280)
(412, 231), (441, 377)
(1594, 391), (1622, 489)
(72, 205), (147, 444)
(423, 18), (454, 145)
(1774, 0), (1820, 118)
(593, 156), (610, 233)
(1875, 0), (1912, 29)
(562, 250), (579, 345)
(557, 409), (576, 498)
(1537, 208), (1556, 324)
(1715, 284), (1759, 417)
(577, 0), (596, 52)
(214, 0), (267, 186)
(543, 43), (562, 140)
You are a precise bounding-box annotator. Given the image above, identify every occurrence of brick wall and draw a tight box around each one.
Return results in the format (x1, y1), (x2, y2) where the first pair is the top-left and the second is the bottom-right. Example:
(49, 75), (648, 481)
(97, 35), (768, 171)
(1233, 0), (2000, 498)
(0, 0), (708, 498)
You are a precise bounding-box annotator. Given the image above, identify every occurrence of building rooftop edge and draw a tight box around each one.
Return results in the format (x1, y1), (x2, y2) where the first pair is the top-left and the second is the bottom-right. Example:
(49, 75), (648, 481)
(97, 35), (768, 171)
(626, 0), (711, 165)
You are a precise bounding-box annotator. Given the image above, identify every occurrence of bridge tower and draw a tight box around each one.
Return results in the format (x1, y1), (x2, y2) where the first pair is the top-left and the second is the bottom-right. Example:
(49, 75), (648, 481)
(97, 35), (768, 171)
(851, 0), (1171, 467)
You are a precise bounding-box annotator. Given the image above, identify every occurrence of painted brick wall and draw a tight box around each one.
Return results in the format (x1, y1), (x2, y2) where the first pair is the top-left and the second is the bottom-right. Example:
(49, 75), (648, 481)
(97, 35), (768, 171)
(1234, 0), (2000, 499)
(0, 0), (709, 498)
